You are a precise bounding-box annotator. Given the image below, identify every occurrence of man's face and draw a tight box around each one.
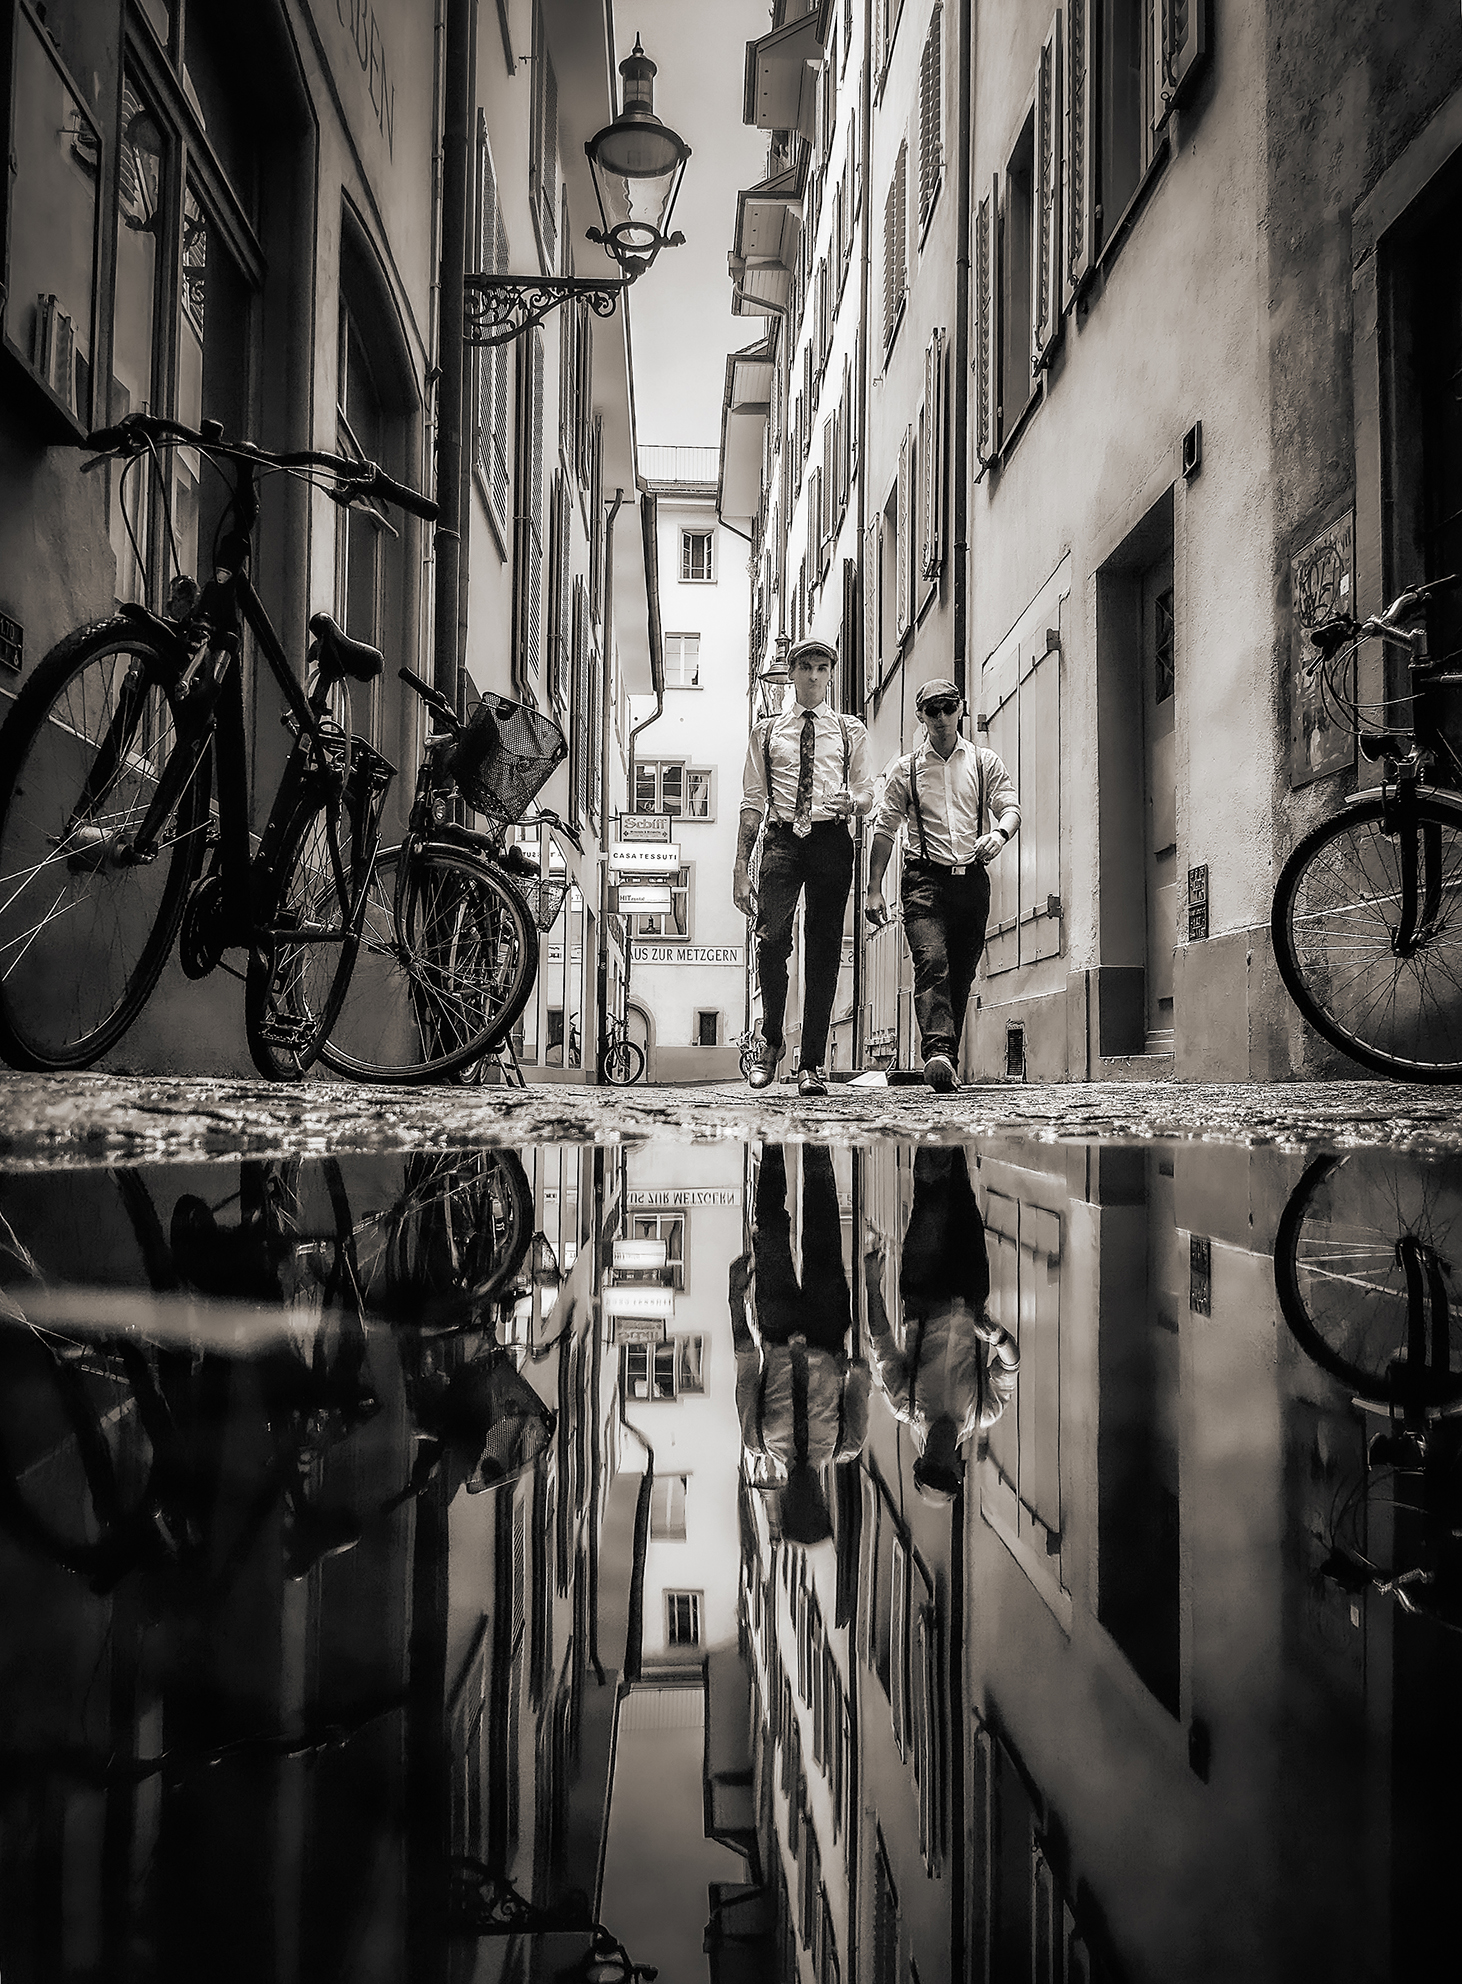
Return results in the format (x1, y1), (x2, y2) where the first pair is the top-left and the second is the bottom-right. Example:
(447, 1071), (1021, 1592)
(919, 694), (963, 748)
(791, 655), (833, 708)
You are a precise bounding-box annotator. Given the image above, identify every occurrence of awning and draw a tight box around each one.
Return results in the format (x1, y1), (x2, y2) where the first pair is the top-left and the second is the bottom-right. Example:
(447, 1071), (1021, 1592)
(718, 339), (774, 527)
(742, 1), (831, 135)
(728, 163), (803, 318)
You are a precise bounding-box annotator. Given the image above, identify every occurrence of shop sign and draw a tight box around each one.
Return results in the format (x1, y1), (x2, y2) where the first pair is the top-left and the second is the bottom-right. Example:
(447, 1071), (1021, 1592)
(603, 1287), (676, 1318)
(612, 1318), (667, 1345)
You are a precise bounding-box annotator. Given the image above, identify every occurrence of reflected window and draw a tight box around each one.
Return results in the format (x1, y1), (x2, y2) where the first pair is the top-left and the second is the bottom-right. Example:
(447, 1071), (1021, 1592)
(623, 1335), (702, 1400)
(630, 864), (691, 940)
(335, 299), (388, 741)
(650, 1474), (688, 1539)
(626, 1209), (686, 1290)
(666, 1590), (701, 1646)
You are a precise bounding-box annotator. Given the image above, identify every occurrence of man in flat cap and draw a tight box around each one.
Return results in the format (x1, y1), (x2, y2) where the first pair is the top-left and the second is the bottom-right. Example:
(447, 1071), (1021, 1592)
(734, 639), (874, 1096)
(865, 678), (1019, 1091)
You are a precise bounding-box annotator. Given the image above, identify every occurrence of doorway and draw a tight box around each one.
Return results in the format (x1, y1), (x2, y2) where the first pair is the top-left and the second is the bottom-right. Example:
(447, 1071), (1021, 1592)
(1141, 550), (1176, 1053)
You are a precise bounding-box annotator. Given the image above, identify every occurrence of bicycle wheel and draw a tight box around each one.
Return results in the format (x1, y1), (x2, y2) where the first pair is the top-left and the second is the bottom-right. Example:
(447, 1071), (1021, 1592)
(0, 620), (212, 1068)
(245, 785), (366, 1080)
(602, 1036), (645, 1086)
(358, 1148), (535, 1324)
(1272, 792), (1462, 1081)
(1274, 1151), (1462, 1403)
(319, 843), (537, 1082)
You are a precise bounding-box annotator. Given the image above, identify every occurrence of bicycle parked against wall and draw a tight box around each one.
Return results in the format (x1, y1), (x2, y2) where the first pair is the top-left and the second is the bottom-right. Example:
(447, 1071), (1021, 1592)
(320, 667), (575, 1083)
(600, 1012), (645, 1086)
(0, 411), (436, 1078)
(1271, 576), (1462, 1081)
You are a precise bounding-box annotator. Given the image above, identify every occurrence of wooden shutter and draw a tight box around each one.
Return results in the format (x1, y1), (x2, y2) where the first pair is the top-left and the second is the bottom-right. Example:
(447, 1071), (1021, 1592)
(1158, 0), (1209, 120)
(588, 414), (604, 620)
(807, 473), (819, 589)
(1033, 14), (1062, 366)
(862, 518), (880, 696)
(546, 469), (567, 706)
(918, 5), (943, 227)
(1019, 643), (1062, 963)
(539, 41), (558, 260)
(492, 212), (511, 525)
(890, 1532), (907, 1759)
(1064, 0), (1094, 310)
(823, 418), (836, 561)
(895, 140), (907, 314)
(974, 180), (998, 467)
(895, 426), (911, 642)
(921, 329), (945, 579)
(882, 169), (899, 348)
(982, 656), (1020, 973)
(841, 555), (859, 710)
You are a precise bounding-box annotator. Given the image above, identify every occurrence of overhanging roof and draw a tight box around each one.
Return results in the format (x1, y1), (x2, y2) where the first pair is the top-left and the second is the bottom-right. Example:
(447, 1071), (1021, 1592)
(717, 338), (773, 528)
(728, 163), (804, 318)
(742, 1), (832, 135)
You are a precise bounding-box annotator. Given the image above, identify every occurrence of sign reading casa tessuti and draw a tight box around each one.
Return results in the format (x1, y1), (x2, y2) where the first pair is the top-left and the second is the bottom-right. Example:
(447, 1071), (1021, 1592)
(610, 843), (681, 874)
(630, 945), (744, 965)
(603, 1286), (676, 1318)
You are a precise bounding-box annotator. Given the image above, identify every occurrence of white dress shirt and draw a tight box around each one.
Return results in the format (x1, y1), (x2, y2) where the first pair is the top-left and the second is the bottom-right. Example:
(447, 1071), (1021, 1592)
(872, 737), (1019, 865)
(740, 704), (876, 824)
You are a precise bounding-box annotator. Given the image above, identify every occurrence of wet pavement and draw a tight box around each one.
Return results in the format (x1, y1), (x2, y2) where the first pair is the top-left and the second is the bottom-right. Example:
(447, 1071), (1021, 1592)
(1, 1107), (1460, 1983)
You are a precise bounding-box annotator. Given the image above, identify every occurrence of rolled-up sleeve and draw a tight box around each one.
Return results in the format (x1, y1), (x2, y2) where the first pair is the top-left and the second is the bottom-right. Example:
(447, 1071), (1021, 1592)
(740, 726), (769, 817)
(982, 749), (1020, 832)
(846, 724), (877, 817)
(871, 754), (912, 842)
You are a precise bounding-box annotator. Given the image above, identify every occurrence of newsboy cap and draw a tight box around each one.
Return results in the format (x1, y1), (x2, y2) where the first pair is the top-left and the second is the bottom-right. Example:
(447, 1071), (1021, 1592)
(915, 678), (962, 710)
(787, 638), (840, 670)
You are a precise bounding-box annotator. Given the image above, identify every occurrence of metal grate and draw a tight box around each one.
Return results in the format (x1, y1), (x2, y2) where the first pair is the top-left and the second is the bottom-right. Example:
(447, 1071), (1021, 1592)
(0, 612), (21, 672)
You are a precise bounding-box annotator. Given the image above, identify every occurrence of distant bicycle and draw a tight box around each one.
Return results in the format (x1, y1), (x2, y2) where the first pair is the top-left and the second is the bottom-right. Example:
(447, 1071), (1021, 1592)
(0, 410), (435, 1078)
(600, 1013), (645, 1086)
(1271, 576), (1462, 1081)
(321, 666), (573, 1082)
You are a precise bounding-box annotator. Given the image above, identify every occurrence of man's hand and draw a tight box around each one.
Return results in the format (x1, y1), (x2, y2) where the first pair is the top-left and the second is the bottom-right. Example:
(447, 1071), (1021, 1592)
(733, 863), (756, 918)
(864, 886), (890, 928)
(974, 831), (1006, 865)
(827, 790), (855, 818)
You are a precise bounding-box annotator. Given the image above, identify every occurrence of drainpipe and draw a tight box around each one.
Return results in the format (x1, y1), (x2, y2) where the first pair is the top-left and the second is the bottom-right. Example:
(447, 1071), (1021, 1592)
(851, 0), (875, 1072)
(596, 485), (628, 1080)
(624, 491), (666, 1015)
(432, 0), (471, 704)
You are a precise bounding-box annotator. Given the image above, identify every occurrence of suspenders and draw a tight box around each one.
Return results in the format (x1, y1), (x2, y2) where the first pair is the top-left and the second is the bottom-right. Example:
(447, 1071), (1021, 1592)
(760, 712), (853, 825)
(905, 746), (985, 865)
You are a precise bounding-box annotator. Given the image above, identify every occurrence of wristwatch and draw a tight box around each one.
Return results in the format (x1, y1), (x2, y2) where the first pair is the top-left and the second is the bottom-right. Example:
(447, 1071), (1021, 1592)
(995, 824), (1010, 844)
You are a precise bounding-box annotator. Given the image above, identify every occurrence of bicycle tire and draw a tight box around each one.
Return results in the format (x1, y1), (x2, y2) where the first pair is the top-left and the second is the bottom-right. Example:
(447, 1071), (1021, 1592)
(1271, 791), (1462, 1081)
(319, 842), (537, 1083)
(245, 782), (366, 1080)
(602, 1037), (645, 1086)
(0, 620), (213, 1069)
(363, 1148), (535, 1325)
(1273, 1150), (1462, 1404)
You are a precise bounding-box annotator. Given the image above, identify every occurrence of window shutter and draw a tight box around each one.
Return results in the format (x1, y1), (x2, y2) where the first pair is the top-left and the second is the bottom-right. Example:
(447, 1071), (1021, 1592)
(895, 139), (907, 306)
(921, 329), (945, 579)
(823, 418), (835, 559)
(918, 5), (943, 227)
(841, 355), (853, 513)
(807, 475), (818, 589)
(882, 171), (898, 349)
(1033, 14), (1062, 366)
(1158, 0), (1209, 118)
(492, 213), (511, 525)
(862, 519), (880, 697)
(1019, 644), (1062, 963)
(589, 413), (604, 621)
(1063, 0), (1094, 310)
(974, 177), (999, 468)
(896, 426), (911, 642)
(841, 555), (858, 710)
(539, 46), (559, 260)
(890, 1534), (908, 1759)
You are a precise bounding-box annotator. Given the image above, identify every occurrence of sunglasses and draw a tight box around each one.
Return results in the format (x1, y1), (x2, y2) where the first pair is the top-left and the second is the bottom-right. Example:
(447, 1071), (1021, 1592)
(921, 698), (962, 718)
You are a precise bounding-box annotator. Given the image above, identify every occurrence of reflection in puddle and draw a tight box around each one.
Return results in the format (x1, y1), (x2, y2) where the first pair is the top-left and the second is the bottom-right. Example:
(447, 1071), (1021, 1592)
(0, 1140), (1458, 1981)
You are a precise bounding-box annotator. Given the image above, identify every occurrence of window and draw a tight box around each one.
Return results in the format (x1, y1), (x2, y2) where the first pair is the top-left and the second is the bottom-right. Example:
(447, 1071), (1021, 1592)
(1000, 110), (1037, 440)
(474, 116), (512, 545)
(666, 1591), (702, 1646)
(664, 631), (701, 687)
(919, 329), (947, 593)
(871, 1835), (899, 1984)
(1098, 0), (1157, 251)
(629, 864), (691, 940)
(651, 1474), (688, 1539)
(695, 1010), (721, 1047)
(623, 1335), (703, 1399)
(335, 299), (388, 742)
(918, 6), (944, 231)
(882, 141), (907, 351)
(513, 328), (546, 688)
(627, 1210), (687, 1290)
(680, 530), (715, 582)
(634, 759), (713, 818)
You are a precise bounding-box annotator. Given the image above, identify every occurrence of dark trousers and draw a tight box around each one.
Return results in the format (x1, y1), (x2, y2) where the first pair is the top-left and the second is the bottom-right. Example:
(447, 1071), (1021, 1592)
(755, 820), (854, 1068)
(901, 859), (991, 1062)
(900, 1147), (990, 1319)
(753, 1145), (851, 1353)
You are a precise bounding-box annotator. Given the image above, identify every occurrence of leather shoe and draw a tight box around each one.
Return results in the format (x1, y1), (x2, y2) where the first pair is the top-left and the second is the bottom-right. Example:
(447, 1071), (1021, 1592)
(746, 1038), (780, 1089)
(797, 1067), (828, 1097)
(923, 1053), (959, 1093)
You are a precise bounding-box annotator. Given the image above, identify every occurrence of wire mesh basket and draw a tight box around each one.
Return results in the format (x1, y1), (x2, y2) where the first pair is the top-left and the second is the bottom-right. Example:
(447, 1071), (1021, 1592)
(509, 874), (571, 934)
(448, 694), (567, 825)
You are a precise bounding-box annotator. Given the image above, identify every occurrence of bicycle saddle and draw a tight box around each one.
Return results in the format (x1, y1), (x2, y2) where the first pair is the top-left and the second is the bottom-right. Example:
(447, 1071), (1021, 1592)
(308, 612), (385, 682)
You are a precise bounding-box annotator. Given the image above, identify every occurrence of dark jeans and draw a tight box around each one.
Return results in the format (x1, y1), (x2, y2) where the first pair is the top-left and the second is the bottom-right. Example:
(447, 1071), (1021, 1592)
(755, 820), (855, 1069)
(753, 1145), (851, 1353)
(902, 859), (991, 1062)
(900, 1146), (990, 1319)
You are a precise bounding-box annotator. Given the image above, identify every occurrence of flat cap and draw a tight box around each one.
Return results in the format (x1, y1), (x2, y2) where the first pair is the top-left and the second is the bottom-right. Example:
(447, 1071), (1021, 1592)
(915, 678), (962, 710)
(787, 638), (840, 669)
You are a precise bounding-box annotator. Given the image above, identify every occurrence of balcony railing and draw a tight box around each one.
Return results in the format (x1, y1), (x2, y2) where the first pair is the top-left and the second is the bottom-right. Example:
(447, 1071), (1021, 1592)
(639, 445), (720, 484)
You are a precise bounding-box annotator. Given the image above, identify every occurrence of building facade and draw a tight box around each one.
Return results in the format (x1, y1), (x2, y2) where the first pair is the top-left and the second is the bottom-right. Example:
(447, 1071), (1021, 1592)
(720, 0), (1462, 1083)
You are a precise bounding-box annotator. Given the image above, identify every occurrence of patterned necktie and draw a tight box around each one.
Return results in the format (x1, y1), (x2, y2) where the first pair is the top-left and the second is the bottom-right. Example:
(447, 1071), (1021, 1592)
(792, 709), (817, 838)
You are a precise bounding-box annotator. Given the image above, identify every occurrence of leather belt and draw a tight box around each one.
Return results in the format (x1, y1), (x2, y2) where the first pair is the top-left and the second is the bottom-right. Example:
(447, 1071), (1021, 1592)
(908, 856), (972, 876)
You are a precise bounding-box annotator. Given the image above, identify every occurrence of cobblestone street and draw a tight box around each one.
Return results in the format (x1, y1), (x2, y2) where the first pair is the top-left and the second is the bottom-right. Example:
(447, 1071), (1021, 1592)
(1, 1070), (1458, 1167)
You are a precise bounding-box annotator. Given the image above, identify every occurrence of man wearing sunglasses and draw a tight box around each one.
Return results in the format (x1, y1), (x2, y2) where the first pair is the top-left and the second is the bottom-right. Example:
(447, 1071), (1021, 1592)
(865, 678), (1019, 1091)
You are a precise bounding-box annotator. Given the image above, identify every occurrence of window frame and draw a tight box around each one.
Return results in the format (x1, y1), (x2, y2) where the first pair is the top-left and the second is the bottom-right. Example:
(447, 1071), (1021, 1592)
(679, 528), (716, 583)
(694, 1009), (722, 1048)
(663, 630), (702, 688)
(665, 1589), (703, 1647)
(628, 861), (693, 942)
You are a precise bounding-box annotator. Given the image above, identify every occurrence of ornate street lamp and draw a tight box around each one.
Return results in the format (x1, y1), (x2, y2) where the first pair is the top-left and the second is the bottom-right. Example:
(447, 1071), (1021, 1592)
(465, 36), (690, 349)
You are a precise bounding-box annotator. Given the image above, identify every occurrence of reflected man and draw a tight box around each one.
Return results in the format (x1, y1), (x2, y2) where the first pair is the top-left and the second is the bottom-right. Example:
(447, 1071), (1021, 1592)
(729, 1145), (869, 1542)
(865, 1146), (1018, 1504)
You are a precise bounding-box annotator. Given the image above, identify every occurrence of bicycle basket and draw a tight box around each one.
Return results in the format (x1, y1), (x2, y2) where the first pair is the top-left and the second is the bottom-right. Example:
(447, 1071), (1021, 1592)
(509, 875), (571, 934)
(448, 695), (567, 824)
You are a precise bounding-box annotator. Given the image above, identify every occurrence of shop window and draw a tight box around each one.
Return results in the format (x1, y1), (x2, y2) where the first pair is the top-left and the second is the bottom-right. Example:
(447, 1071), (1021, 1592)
(666, 1590), (702, 1646)
(665, 632), (701, 687)
(629, 864), (691, 941)
(680, 530), (715, 582)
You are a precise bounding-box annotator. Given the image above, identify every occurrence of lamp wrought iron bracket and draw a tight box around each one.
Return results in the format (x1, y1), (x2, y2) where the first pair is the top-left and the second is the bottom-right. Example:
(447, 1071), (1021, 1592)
(448, 1856), (594, 1936)
(465, 272), (631, 348)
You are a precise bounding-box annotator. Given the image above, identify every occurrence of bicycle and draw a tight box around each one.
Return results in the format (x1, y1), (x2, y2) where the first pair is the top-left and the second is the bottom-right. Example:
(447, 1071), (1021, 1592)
(0, 409), (436, 1078)
(600, 1011), (646, 1085)
(1274, 1149), (1462, 1632)
(320, 665), (576, 1082)
(1271, 574), (1462, 1081)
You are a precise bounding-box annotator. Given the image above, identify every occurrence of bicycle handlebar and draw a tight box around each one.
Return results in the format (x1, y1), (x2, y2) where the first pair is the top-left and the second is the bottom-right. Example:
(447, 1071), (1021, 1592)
(81, 412), (437, 521)
(398, 667), (461, 727)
